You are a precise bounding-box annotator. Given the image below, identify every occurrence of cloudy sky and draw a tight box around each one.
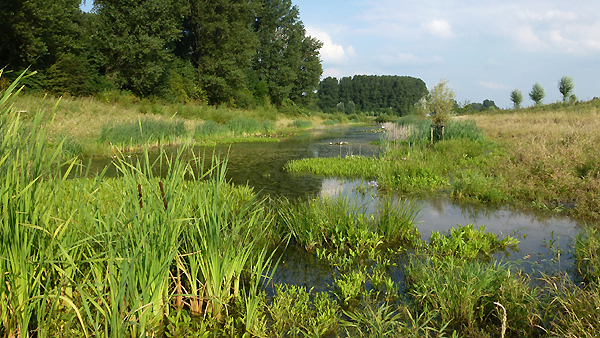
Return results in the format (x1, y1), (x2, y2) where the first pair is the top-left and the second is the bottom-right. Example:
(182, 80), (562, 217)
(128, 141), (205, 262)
(81, 0), (600, 108)
(296, 0), (600, 108)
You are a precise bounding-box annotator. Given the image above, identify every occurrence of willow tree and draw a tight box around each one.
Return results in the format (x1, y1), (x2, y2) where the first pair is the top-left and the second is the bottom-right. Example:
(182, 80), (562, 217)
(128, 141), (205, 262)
(510, 89), (523, 109)
(428, 79), (455, 126)
(529, 83), (545, 105)
(558, 76), (574, 103)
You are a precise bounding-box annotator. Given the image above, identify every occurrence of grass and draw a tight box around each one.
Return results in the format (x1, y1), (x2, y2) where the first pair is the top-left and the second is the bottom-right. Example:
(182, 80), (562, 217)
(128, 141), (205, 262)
(275, 195), (422, 267)
(99, 117), (187, 145)
(287, 101), (600, 221)
(10, 91), (363, 157)
(406, 257), (539, 336)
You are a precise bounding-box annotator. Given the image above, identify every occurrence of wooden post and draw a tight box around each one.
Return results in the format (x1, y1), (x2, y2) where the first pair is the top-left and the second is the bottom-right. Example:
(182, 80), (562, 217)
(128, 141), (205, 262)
(430, 125), (434, 145)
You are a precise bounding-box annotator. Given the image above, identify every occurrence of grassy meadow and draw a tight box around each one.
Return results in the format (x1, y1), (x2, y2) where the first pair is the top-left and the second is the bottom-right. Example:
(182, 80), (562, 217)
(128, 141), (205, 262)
(10, 90), (361, 157)
(2, 72), (600, 338)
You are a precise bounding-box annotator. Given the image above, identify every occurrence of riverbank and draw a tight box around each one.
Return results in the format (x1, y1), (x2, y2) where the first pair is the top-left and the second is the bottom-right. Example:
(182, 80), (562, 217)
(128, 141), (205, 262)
(12, 92), (370, 157)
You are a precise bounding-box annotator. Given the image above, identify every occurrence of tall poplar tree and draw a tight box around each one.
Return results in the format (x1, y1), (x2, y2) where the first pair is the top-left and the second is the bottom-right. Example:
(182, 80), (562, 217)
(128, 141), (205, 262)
(94, 0), (188, 96)
(175, 0), (258, 104)
(252, 0), (322, 106)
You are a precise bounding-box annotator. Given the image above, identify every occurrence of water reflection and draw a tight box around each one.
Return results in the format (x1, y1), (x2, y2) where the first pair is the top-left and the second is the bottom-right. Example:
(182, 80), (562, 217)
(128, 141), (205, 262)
(314, 178), (581, 276)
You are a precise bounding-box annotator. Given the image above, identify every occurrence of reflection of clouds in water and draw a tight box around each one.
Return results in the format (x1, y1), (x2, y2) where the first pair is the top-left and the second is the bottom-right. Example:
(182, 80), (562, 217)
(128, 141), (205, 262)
(318, 178), (379, 208)
(319, 178), (347, 198)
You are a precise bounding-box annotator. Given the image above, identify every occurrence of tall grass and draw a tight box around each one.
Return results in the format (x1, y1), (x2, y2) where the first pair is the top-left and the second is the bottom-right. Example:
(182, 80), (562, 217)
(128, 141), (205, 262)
(0, 73), (278, 337)
(99, 117), (187, 146)
(395, 117), (484, 145)
(406, 257), (539, 336)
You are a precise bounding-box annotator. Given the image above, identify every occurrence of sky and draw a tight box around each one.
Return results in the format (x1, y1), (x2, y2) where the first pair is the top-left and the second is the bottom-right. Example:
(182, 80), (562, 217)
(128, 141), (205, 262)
(81, 0), (600, 108)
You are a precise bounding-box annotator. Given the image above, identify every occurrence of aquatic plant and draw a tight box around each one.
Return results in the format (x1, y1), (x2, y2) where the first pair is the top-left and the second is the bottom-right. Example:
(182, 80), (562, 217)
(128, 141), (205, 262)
(406, 257), (539, 336)
(269, 284), (340, 337)
(574, 226), (600, 282)
(427, 224), (519, 262)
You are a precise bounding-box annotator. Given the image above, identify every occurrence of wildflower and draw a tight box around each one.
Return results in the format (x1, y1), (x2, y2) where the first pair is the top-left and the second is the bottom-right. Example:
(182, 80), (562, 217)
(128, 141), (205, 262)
(368, 180), (378, 188)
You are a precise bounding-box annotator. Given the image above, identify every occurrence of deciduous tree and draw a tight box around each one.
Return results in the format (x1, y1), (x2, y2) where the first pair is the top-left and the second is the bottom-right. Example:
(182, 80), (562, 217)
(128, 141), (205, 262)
(94, 0), (188, 96)
(252, 0), (322, 106)
(510, 89), (523, 109)
(427, 79), (455, 125)
(529, 83), (545, 105)
(175, 0), (258, 104)
(558, 76), (574, 103)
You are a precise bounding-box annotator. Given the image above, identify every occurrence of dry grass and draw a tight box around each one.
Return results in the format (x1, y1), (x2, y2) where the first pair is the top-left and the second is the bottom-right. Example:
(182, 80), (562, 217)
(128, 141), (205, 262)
(382, 122), (414, 141)
(468, 102), (600, 219)
(13, 94), (201, 143)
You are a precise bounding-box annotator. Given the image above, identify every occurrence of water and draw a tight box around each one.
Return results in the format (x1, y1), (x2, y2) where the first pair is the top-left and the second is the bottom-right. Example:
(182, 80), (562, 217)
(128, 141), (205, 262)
(81, 125), (383, 199)
(81, 125), (584, 288)
(269, 177), (582, 291)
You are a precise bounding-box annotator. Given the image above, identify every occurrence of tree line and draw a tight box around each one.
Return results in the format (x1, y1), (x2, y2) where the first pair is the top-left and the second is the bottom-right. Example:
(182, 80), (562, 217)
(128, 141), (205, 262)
(0, 0), (322, 108)
(316, 75), (428, 116)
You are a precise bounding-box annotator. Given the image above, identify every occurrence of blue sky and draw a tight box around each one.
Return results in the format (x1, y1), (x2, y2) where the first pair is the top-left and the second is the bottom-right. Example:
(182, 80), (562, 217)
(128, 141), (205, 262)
(81, 0), (600, 108)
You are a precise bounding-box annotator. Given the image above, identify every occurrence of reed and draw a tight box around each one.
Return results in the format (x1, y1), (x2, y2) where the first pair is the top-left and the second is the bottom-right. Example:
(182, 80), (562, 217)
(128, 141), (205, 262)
(406, 257), (539, 336)
(99, 117), (187, 145)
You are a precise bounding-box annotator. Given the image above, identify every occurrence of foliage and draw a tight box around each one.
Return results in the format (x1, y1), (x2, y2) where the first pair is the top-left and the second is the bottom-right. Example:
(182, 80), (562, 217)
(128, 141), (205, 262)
(317, 75), (428, 115)
(252, 0), (323, 106)
(269, 285), (340, 337)
(427, 79), (456, 125)
(94, 0), (188, 96)
(510, 89), (523, 109)
(176, 0), (257, 104)
(529, 82), (545, 105)
(558, 76), (575, 103)
(0, 0), (83, 71)
(406, 257), (539, 336)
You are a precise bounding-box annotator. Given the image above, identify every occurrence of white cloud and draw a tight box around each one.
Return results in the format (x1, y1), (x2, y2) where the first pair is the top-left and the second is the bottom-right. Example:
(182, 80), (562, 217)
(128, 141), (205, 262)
(305, 26), (353, 63)
(424, 20), (454, 38)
